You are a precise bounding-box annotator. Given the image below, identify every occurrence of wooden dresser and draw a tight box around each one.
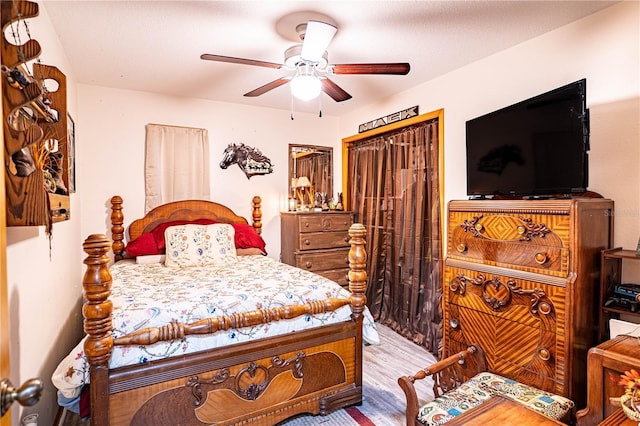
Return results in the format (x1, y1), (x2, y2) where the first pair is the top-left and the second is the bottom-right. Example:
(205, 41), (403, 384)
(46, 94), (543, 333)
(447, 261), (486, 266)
(280, 211), (354, 287)
(443, 198), (613, 409)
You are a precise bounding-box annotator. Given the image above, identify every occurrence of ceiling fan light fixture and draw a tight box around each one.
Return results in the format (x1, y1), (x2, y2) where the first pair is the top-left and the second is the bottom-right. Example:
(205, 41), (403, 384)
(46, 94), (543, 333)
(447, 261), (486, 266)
(290, 65), (322, 101)
(300, 20), (337, 63)
(284, 44), (328, 69)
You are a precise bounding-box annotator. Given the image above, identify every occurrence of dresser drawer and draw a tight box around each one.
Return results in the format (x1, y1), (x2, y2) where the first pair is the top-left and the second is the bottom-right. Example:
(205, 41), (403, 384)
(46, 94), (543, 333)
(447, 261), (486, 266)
(297, 231), (350, 251)
(443, 266), (566, 393)
(314, 269), (350, 287)
(295, 248), (350, 272)
(448, 210), (569, 277)
(297, 213), (353, 233)
(448, 335), (561, 395)
(280, 211), (355, 282)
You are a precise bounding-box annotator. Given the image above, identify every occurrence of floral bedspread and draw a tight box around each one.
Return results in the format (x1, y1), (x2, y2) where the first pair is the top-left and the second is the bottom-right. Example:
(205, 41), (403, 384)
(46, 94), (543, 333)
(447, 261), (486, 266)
(53, 255), (378, 403)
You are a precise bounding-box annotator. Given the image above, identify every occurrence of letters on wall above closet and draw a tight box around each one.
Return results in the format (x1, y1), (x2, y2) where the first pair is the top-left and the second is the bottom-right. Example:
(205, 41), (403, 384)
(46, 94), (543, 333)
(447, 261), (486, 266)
(1, 0), (70, 232)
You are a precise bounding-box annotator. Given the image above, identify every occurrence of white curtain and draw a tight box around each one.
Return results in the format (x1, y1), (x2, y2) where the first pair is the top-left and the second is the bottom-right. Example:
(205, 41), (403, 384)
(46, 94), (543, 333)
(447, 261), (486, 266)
(145, 124), (210, 212)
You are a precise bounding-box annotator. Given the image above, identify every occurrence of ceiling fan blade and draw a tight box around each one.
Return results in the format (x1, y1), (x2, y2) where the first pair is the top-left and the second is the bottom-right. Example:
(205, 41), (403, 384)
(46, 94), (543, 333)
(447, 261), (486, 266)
(329, 63), (410, 75)
(321, 78), (352, 102)
(200, 54), (283, 70)
(300, 20), (337, 62)
(244, 77), (292, 97)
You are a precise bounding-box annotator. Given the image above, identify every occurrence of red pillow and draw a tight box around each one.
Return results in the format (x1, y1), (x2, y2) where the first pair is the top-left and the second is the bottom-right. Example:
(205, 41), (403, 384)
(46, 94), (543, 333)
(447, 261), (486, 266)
(124, 232), (161, 257)
(230, 223), (267, 253)
(126, 219), (267, 256)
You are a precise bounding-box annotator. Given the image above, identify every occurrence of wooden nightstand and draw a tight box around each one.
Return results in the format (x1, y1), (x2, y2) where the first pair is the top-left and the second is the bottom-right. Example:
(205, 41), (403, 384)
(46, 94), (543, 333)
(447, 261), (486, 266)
(577, 335), (640, 425)
(598, 408), (636, 425)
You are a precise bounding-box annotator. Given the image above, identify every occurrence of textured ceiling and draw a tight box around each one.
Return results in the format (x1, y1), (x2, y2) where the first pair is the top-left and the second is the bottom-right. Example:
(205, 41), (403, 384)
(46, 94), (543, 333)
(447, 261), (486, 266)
(42, 1), (618, 117)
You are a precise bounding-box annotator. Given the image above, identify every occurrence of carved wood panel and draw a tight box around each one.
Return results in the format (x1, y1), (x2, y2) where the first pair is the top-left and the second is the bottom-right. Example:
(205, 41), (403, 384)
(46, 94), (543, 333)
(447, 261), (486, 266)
(444, 267), (566, 395)
(1, 0), (69, 228)
(448, 210), (569, 277)
(108, 342), (356, 425)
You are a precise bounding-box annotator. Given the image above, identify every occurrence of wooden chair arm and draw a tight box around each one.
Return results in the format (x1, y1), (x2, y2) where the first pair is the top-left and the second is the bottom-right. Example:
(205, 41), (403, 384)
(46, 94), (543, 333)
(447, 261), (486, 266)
(397, 344), (487, 426)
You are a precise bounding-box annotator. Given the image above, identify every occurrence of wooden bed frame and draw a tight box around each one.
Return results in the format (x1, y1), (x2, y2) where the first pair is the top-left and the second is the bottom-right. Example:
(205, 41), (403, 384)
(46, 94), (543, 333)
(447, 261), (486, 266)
(82, 196), (368, 425)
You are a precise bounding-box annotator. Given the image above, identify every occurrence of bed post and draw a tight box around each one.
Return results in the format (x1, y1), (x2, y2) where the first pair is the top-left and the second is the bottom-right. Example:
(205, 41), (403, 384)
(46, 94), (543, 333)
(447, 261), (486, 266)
(348, 223), (367, 317)
(251, 195), (262, 235)
(82, 234), (114, 426)
(348, 223), (367, 391)
(110, 195), (125, 261)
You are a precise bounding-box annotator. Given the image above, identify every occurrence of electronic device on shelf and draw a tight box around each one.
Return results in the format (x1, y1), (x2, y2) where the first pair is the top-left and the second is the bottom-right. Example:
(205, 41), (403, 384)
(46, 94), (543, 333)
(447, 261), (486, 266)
(604, 296), (639, 313)
(613, 283), (640, 302)
(465, 79), (589, 198)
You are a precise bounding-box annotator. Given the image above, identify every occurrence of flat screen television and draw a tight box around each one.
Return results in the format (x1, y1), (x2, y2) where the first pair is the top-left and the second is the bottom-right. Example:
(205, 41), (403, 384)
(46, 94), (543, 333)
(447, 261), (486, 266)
(466, 79), (589, 198)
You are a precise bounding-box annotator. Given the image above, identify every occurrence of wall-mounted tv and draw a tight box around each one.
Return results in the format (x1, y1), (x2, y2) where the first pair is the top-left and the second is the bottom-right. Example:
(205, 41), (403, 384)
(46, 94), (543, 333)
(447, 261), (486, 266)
(466, 79), (589, 198)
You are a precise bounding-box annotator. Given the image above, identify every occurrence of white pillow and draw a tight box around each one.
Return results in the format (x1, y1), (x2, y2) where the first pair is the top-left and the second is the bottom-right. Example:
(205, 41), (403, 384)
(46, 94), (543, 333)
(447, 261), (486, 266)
(136, 254), (166, 264)
(164, 223), (238, 268)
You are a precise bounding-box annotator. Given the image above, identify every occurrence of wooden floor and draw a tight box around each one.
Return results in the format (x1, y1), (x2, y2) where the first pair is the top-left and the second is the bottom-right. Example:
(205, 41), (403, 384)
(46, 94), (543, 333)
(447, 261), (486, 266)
(58, 323), (438, 425)
(355, 323), (438, 424)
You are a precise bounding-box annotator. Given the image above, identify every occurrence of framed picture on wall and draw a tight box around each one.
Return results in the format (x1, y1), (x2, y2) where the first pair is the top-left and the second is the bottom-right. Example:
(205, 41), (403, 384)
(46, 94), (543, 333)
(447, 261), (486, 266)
(67, 113), (76, 193)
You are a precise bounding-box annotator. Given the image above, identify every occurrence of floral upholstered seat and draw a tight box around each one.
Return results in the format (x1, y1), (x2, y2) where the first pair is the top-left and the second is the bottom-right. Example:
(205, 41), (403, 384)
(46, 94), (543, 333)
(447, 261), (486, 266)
(416, 371), (575, 425)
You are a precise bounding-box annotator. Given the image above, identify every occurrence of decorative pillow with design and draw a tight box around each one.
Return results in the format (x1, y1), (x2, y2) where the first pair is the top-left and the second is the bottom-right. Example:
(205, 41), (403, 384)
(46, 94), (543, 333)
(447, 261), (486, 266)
(152, 219), (217, 252)
(124, 219), (215, 257)
(415, 371), (575, 425)
(164, 223), (238, 268)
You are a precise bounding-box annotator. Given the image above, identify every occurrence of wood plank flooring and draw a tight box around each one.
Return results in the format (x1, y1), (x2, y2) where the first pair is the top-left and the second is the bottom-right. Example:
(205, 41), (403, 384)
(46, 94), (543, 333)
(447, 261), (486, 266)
(359, 323), (438, 424)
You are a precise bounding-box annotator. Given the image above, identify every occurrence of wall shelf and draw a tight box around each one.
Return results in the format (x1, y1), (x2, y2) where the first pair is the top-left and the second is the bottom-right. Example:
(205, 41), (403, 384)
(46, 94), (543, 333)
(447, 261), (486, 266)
(1, 0), (70, 229)
(599, 247), (640, 341)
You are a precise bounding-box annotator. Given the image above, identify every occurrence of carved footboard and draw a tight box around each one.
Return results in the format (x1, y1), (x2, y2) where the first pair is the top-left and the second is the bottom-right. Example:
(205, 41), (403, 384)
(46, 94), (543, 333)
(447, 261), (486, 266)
(82, 223), (367, 426)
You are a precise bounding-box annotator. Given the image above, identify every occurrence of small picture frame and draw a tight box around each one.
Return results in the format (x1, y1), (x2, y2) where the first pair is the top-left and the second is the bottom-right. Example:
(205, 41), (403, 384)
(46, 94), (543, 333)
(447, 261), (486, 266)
(67, 113), (76, 193)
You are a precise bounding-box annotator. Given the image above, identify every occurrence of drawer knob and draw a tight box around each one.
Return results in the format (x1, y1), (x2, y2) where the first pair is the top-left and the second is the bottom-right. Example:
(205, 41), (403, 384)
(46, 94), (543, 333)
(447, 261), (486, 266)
(538, 302), (552, 315)
(534, 252), (548, 264)
(474, 223), (484, 232)
(456, 243), (467, 253)
(305, 261), (312, 269)
(344, 257), (349, 264)
(304, 239), (311, 246)
(343, 236), (349, 243)
(303, 222), (310, 228)
(537, 348), (551, 361)
(449, 318), (459, 329)
(517, 225), (526, 235)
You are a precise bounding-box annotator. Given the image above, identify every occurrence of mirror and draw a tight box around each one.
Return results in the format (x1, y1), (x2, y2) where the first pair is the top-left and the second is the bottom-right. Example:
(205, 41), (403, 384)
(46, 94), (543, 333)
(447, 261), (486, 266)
(288, 144), (333, 211)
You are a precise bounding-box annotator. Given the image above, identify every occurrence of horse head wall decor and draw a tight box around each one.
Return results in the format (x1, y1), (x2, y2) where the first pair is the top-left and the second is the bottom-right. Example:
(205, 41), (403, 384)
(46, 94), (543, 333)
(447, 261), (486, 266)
(220, 143), (274, 179)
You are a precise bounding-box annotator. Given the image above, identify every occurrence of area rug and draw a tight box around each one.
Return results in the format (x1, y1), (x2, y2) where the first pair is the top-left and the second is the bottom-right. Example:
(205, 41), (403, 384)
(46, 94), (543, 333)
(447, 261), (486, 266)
(280, 405), (376, 426)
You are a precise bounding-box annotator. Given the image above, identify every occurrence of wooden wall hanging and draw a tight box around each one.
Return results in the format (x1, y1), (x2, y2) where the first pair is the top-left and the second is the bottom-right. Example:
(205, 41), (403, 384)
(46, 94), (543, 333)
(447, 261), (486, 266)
(1, 0), (70, 230)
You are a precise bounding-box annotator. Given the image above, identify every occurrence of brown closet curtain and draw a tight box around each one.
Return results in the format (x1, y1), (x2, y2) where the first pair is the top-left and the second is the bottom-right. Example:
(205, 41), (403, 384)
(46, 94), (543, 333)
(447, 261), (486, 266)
(347, 119), (442, 354)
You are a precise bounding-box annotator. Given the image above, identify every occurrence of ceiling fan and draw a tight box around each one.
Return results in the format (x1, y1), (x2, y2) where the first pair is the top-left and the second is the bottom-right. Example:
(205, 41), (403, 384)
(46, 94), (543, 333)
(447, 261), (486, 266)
(200, 20), (410, 103)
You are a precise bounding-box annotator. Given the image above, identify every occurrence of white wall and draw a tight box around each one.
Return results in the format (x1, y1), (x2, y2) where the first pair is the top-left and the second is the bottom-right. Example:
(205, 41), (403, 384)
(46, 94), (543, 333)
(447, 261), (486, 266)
(4, 2), (638, 425)
(5, 2), (83, 424)
(341, 1), (640, 257)
(76, 86), (341, 259)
